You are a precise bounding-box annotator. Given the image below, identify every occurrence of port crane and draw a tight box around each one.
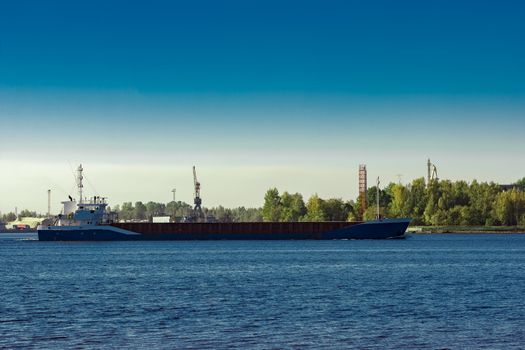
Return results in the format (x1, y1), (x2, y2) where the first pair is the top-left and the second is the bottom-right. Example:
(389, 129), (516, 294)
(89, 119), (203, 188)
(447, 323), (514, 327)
(193, 166), (204, 221)
(431, 164), (438, 181)
(427, 159), (439, 187)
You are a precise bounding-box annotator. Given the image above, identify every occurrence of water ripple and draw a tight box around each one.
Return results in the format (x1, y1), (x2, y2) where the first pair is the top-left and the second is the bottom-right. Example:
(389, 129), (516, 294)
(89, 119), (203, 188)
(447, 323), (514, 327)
(1, 234), (525, 348)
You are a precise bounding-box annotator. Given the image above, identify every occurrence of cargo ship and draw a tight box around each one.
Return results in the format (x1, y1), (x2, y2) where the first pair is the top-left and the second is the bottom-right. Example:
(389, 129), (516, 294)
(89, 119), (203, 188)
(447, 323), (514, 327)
(37, 165), (410, 241)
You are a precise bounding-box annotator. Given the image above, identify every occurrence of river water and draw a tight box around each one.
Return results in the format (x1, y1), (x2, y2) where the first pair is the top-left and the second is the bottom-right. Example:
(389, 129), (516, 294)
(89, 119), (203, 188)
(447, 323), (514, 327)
(1, 233), (524, 349)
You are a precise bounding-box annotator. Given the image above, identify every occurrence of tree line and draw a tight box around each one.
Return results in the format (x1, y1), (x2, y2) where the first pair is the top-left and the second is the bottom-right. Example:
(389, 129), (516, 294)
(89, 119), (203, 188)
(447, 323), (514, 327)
(1, 210), (42, 222)
(2, 178), (524, 226)
(256, 177), (525, 226)
(372, 178), (525, 226)
(113, 201), (263, 223)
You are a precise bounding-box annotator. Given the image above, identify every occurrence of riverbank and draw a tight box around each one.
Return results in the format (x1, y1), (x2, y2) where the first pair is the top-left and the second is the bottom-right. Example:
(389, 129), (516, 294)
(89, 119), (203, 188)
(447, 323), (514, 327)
(409, 225), (525, 234)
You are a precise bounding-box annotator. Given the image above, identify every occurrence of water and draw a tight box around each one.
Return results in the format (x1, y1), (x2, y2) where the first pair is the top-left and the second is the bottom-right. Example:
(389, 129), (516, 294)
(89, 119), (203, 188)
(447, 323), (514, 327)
(1, 234), (525, 349)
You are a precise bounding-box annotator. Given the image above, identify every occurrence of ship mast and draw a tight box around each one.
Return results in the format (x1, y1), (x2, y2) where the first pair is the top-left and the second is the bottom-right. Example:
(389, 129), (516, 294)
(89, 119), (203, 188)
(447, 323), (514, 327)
(47, 189), (51, 217)
(358, 165), (367, 220)
(77, 164), (84, 204)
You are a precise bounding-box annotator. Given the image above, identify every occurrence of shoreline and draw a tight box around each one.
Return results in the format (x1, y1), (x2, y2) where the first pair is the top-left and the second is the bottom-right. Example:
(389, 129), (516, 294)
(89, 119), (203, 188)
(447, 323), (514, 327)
(409, 226), (525, 234)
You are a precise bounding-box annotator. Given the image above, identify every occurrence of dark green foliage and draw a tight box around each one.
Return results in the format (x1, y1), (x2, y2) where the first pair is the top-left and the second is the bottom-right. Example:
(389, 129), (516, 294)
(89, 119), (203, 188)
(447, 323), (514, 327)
(119, 202), (134, 220)
(1, 212), (17, 222)
(303, 194), (326, 222)
(323, 198), (349, 221)
(366, 186), (391, 209)
(18, 209), (38, 218)
(494, 189), (525, 226)
(515, 177), (525, 189)
(166, 201), (192, 217)
(134, 201), (147, 220)
(280, 192), (307, 222)
(389, 184), (411, 218)
(2, 209), (45, 222)
(262, 188), (281, 222)
(408, 178), (428, 225)
(390, 178), (524, 227)
(146, 201), (166, 218)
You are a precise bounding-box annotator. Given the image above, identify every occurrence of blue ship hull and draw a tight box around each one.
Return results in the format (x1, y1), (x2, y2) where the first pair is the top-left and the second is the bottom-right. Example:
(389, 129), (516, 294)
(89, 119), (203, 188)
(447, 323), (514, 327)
(38, 218), (410, 241)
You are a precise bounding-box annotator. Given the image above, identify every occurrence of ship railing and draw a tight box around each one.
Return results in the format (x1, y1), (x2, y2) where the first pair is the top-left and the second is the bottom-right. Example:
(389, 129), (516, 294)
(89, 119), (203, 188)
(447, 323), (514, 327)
(79, 198), (108, 205)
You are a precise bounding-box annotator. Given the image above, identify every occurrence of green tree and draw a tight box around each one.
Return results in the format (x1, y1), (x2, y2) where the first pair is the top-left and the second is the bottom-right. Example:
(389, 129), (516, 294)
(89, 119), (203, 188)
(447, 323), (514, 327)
(323, 198), (347, 221)
(134, 201), (147, 220)
(342, 200), (357, 222)
(18, 209), (38, 218)
(424, 180), (442, 225)
(363, 205), (388, 221)
(494, 189), (525, 225)
(408, 178), (427, 225)
(228, 207), (246, 222)
(166, 201), (191, 218)
(280, 192), (306, 221)
(205, 206), (263, 222)
(211, 205), (234, 222)
(145, 201), (166, 217)
(119, 202), (134, 220)
(389, 184), (411, 218)
(515, 177), (525, 190)
(243, 207), (264, 222)
(2, 212), (17, 222)
(262, 188), (281, 222)
(303, 194), (326, 221)
(446, 205), (468, 225)
(452, 181), (470, 206)
(468, 181), (500, 226)
(347, 210), (358, 222)
(366, 186), (392, 211)
(290, 193), (307, 220)
(166, 201), (177, 217)
(280, 192), (294, 222)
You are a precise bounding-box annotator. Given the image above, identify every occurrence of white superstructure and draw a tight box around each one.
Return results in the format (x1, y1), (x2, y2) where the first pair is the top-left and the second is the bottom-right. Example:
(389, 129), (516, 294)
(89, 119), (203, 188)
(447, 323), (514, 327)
(38, 164), (116, 228)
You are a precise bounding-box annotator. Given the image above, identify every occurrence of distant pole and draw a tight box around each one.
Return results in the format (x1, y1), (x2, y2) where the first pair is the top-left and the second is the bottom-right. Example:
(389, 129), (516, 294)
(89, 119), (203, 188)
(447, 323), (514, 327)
(15, 206), (18, 220)
(376, 177), (380, 220)
(47, 189), (51, 217)
(171, 188), (176, 221)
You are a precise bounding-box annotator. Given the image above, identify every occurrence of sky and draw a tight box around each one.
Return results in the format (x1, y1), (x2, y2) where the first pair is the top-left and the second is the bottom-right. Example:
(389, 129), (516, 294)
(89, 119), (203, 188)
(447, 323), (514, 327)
(0, 0), (524, 214)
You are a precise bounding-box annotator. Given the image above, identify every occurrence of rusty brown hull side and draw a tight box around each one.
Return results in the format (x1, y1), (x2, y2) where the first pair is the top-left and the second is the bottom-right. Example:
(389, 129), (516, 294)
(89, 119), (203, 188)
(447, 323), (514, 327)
(110, 221), (362, 239)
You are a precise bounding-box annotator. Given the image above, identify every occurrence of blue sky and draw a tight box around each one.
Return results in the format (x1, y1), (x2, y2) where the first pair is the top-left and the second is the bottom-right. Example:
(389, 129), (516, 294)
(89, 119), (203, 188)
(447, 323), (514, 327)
(0, 0), (524, 213)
